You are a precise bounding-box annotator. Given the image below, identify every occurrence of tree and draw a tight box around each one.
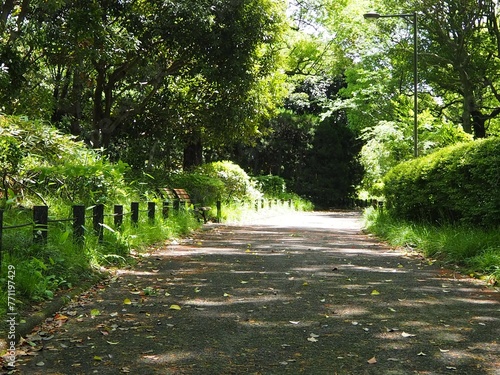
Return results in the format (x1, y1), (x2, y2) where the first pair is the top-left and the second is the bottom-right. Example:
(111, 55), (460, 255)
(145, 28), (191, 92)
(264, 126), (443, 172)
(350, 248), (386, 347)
(416, 0), (500, 138)
(0, 0), (287, 170)
(297, 111), (363, 207)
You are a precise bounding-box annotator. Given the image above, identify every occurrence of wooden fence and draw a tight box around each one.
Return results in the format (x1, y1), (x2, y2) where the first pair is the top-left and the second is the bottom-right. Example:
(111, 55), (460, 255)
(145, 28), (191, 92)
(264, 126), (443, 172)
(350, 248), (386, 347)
(0, 200), (219, 261)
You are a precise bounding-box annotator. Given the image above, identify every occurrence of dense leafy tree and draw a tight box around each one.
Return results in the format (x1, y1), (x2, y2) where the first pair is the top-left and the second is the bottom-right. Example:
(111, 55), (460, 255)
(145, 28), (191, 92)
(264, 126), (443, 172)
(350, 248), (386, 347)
(416, 0), (500, 138)
(1, 0), (287, 169)
(297, 111), (363, 207)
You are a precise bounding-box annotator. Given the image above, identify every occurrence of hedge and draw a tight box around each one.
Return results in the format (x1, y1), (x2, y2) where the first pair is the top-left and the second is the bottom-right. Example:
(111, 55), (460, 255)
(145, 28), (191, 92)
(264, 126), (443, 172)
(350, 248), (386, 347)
(383, 137), (500, 227)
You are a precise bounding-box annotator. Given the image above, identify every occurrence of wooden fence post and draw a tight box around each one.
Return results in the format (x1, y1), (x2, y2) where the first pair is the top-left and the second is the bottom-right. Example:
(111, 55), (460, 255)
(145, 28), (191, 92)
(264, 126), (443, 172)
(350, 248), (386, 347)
(33, 205), (48, 244)
(162, 201), (169, 219)
(216, 200), (221, 223)
(93, 204), (104, 243)
(73, 205), (85, 244)
(114, 205), (123, 228)
(131, 202), (139, 225)
(148, 202), (155, 223)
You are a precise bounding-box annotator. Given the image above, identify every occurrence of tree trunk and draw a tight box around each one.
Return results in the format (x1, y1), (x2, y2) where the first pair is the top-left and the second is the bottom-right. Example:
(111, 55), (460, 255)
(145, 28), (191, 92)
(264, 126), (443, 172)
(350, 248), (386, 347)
(183, 129), (203, 170)
(471, 110), (487, 138)
(461, 79), (474, 135)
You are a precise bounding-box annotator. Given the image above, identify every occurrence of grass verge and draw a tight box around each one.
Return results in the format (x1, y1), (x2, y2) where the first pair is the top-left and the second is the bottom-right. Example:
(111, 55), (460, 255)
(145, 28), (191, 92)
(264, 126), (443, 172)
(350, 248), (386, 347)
(363, 207), (500, 285)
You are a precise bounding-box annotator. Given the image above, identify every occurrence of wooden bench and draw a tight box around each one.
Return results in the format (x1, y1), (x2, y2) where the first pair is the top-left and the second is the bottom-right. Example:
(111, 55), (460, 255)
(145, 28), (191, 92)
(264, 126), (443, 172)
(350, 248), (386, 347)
(160, 188), (211, 223)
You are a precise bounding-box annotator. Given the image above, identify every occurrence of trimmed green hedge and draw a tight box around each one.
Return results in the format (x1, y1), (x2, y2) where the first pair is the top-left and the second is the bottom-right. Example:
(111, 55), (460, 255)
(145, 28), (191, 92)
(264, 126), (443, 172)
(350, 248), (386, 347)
(383, 137), (500, 227)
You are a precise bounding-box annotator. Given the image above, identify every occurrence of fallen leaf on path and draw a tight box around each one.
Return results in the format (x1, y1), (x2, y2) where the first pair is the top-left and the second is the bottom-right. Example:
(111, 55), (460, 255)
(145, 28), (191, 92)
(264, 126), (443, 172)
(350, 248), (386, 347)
(289, 321), (300, 325)
(93, 356), (103, 361)
(123, 298), (132, 305)
(371, 290), (380, 296)
(90, 309), (101, 316)
(169, 304), (181, 310)
(417, 352), (427, 356)
(367, 357), (377, 364)
(402, 332), (416, 338)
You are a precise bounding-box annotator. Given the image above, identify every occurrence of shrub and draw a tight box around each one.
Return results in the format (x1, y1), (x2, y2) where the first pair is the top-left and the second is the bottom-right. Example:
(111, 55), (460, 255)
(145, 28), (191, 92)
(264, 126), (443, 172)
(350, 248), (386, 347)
(0, 134), (23, 205)
(1, 115), (130, 205)
(168, 172), (224, 206)
(383, 137), (500, 227)
(195, 161), (261, 203)
(253, 175), (286, 198)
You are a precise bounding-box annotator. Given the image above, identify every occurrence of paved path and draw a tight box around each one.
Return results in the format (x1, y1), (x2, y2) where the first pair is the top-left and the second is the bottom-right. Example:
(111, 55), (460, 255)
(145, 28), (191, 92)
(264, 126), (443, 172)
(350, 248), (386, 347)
(16, 211), (500, 374)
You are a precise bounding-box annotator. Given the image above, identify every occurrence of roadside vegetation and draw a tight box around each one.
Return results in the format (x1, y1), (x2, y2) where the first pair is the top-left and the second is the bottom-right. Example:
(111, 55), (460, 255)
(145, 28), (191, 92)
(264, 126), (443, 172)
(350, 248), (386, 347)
(363, 137), (500, 285)
(364, 208), (500, 285)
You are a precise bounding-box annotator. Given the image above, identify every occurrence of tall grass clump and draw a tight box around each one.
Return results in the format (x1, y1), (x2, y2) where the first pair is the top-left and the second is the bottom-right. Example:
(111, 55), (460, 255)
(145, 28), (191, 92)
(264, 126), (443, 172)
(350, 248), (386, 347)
(364, 207), (500, 283)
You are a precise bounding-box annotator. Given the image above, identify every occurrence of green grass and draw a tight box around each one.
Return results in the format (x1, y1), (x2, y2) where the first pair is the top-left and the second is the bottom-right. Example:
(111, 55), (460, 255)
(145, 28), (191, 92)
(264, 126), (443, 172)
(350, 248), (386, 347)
(363, 207), (500, 284)
(219, 196), (314, 224)
(0, 206), (202, 317)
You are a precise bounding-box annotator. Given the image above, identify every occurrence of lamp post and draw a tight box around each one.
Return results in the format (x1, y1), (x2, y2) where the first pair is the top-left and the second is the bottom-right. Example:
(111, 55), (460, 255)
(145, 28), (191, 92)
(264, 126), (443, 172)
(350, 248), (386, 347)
(364, 11), (418, 157)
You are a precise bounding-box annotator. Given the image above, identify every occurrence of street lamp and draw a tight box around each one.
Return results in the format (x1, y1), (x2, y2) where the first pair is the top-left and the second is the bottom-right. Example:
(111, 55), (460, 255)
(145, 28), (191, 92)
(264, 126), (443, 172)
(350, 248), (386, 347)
(364, 11), (418, 157)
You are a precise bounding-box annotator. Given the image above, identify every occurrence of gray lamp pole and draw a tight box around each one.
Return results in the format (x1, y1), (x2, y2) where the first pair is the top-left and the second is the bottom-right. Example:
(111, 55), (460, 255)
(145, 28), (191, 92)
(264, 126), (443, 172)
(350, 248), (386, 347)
(364, 11), (418, 157)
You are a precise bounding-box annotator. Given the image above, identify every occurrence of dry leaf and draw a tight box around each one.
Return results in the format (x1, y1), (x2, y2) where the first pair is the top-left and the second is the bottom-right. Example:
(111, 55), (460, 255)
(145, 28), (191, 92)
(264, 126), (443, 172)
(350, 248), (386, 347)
(54, 314), (68, 321)
(367, 357), (377, 364)
(402, 332), (416, 338)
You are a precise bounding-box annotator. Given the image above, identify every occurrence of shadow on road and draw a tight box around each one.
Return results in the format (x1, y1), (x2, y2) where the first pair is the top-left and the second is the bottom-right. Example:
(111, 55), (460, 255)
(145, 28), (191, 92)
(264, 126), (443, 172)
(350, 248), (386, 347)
(17, 211), (500, 375)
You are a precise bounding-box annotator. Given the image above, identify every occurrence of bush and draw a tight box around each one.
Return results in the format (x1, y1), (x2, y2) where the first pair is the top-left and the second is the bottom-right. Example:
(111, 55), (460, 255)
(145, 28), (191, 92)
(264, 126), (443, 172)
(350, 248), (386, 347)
(253, 175), (286, 198)
(168, 172), (225, 206)
(383, 137), (500, 227)
(195, 161), (261, 203)
(1, 115), (130, 205)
